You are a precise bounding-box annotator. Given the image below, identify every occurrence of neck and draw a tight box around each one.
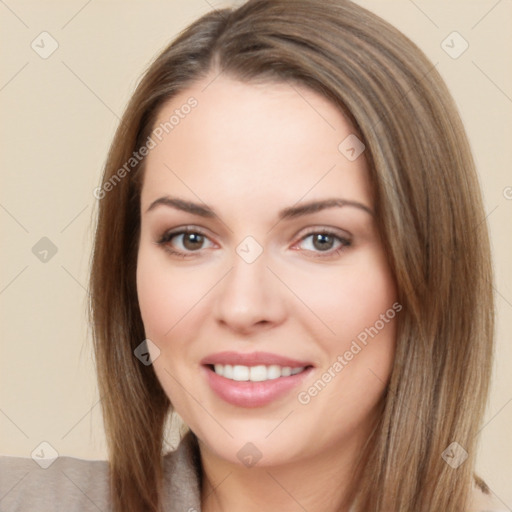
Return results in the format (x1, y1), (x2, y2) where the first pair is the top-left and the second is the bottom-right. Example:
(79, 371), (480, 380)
(199, 425), (375, 512)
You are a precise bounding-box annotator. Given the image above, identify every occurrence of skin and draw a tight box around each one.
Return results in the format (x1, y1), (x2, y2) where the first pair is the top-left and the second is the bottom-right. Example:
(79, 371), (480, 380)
(136, 73), (398, 512)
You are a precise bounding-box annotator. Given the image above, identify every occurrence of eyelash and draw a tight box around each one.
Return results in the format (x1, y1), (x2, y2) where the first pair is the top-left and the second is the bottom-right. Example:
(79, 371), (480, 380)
(155, 226), (352, 259)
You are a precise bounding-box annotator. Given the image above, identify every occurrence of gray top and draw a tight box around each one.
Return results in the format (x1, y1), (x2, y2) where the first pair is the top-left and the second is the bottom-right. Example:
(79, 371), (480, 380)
(1, 433), (507, 511)
(0, 433), (201, 512)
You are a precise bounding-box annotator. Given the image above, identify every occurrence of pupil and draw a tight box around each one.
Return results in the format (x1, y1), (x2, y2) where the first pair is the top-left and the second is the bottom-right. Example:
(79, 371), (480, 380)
(313, 234), (333, 251)
(184, 233), (203, 250)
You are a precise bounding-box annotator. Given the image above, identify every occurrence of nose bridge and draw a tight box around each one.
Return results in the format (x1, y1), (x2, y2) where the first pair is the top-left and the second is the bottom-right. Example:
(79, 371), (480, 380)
(214, 245), (285, 331)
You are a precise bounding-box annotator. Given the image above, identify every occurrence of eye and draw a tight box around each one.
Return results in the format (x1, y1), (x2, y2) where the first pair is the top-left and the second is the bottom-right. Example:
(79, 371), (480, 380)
(155, 226), (352, 259)
(155, 227), (214, 257)
(295, 229), (352, 258)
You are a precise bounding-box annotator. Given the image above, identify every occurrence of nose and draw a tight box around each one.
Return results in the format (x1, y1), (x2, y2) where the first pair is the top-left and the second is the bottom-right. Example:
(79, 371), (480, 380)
(213, 250), (287, 336)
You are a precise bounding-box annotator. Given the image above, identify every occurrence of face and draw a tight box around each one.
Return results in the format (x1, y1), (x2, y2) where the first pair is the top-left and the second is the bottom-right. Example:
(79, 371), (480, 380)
(136, 75), (398, 468)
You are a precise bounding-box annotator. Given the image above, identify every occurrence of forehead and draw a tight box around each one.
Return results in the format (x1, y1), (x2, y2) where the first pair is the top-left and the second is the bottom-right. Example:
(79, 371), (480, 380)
(140, 74), (372, 214)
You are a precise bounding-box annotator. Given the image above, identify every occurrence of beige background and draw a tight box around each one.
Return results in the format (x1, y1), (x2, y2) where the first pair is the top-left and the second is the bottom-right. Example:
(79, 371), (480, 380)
(1, 0), (511, 506)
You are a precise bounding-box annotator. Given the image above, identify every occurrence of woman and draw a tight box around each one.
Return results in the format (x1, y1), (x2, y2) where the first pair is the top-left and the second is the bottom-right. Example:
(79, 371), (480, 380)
(0, 0), (504, 511)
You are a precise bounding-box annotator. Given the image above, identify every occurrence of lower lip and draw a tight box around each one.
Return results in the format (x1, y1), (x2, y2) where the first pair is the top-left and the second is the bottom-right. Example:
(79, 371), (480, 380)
(202, 365), (313, 408)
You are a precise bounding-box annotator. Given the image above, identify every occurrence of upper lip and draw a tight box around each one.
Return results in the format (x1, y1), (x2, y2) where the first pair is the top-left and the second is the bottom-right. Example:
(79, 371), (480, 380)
(201, 351), (313, 368)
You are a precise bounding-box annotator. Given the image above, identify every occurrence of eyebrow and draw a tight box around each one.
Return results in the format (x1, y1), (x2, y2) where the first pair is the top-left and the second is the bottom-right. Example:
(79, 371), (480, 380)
(145, 196), (374, 219)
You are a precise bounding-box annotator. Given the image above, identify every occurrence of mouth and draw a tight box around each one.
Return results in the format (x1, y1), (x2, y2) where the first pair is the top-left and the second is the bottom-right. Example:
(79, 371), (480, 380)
(201, 352), (314, 408)
(207, 363), (309, 381)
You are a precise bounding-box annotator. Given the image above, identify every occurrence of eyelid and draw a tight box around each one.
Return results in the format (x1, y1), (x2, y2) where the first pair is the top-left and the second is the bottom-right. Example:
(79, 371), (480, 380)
(295, 225), (352, 239)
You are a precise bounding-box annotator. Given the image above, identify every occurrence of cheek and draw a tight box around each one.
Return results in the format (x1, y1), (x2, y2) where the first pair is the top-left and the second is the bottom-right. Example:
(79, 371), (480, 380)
(136, 259), (174, 339)
(335, 266), (397, 342)
(287, 277), (397, 452)
(289, 249), (398, 346)
(136, 247), (207, 340)
(136, 249), (201, 411)
(289, 247), (398, 414)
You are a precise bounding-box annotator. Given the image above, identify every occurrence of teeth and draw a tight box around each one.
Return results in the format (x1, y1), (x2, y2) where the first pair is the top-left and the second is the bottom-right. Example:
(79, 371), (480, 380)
(212, 364), (306, 381)
(281, 366), (292, 377)
(223, 364), (233, 379)
(249, 365), (267, 382)
(233, 365), (249, 381)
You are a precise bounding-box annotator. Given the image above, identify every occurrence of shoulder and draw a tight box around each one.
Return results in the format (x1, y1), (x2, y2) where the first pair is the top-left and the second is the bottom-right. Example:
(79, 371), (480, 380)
(161, 431), (202, 512)
(0, 454), (111, 512)
(0, 434), (201, 512)
(468, 479), (507, 512)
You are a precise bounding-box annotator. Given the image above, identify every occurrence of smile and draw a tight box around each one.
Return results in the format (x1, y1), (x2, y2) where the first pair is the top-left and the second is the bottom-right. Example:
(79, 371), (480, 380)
(212, 364), (306, 381)
(201, 352), (314, 408)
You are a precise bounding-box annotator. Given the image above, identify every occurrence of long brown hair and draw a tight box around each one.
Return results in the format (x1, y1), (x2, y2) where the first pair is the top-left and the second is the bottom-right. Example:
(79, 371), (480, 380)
(88, 1), (494, 510)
